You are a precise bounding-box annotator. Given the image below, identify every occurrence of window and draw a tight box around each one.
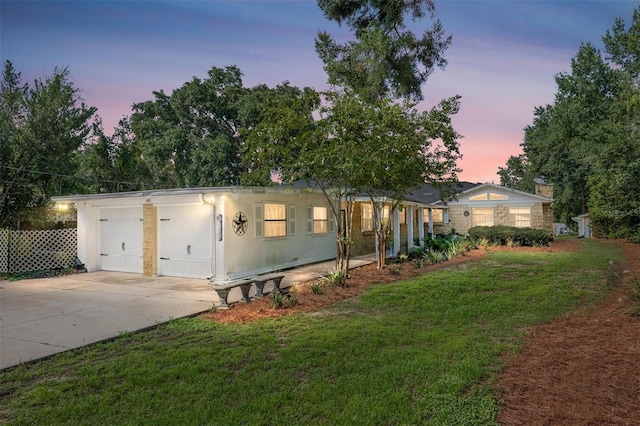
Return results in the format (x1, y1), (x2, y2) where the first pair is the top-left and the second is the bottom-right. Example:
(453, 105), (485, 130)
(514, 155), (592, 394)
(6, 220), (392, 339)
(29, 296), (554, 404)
(264, 203), (286, 237)
(469, 193), (487, 201)
(425, 208), (444, 223)
(399, 209), (406, 224)
(470, 192), (509, 201)
(382, 205), (390, 223)
(309, 206), (329, 234)
(361, 204), (373, 231)
(472, 208), (494, 226)
(490, 193), (509, 200)
(432, 209), (444, 223)
(509, 207), (531, 228)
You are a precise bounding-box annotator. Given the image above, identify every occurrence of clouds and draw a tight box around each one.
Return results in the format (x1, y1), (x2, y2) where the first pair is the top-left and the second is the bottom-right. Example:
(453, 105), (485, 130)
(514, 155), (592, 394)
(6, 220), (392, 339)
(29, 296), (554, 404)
(1, 0), (636, 183)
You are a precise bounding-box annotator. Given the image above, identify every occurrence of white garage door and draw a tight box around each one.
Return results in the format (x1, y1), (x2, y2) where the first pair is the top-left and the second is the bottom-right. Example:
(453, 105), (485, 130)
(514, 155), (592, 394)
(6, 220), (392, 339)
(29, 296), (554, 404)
(99, 207), (143, 273)
(158, 204), (212, 278)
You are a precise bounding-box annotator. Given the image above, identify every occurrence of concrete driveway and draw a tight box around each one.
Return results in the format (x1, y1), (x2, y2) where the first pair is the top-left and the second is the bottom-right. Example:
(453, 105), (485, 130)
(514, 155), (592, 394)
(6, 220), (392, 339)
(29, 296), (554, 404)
(0, 254), (376, 370)
(0, 272), (217, 370)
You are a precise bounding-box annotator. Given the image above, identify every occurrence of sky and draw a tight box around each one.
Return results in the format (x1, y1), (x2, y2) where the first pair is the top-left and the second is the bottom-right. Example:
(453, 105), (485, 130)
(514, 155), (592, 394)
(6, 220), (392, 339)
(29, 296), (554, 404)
(1, 0), (637, 184)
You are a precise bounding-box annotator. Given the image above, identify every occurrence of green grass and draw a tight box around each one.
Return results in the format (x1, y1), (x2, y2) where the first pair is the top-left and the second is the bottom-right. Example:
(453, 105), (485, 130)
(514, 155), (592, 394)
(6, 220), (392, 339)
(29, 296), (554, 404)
(0, 239), (623, 425)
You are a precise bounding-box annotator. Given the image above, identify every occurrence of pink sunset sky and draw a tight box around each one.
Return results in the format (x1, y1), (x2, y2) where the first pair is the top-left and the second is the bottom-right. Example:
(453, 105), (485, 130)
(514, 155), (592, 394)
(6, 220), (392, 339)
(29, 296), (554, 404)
(1, 1), (636, 184)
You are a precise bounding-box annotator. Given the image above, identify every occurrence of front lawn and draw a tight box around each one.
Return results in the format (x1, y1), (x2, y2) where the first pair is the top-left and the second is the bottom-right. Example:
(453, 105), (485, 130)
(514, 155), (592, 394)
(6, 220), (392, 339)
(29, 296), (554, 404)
(0, 239), (622, 425)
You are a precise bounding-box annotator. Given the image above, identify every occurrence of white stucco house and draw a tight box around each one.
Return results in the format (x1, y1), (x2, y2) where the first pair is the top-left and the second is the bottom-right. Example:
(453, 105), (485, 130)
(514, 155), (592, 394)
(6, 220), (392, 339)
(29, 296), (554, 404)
(53, 182), (554, 282)
(52, 186), (337, 282)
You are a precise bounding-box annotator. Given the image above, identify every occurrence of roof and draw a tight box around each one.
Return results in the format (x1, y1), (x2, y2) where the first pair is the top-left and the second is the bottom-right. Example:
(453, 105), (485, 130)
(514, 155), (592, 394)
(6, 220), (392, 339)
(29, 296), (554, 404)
(404, 181), (480, 205)
(430, 182), (553, 205)
(51, 184), (322, 203)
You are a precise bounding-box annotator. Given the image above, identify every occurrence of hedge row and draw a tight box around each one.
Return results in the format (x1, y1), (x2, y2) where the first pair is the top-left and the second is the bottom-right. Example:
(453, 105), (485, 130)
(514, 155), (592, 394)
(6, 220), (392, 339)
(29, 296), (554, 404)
(468, 225), (551, 247)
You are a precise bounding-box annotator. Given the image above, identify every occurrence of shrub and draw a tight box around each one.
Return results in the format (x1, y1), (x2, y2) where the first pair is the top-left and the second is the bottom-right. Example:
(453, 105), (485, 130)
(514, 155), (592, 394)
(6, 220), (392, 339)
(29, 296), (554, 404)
(412, 257), (424, 268)
(408, 247), (424, 260)
(468, 226), (551, 247)
(272, 292), (299, 309)
(311, 281), (324, 295)
(388, 265), (401, 275)
(425, 250), (444, 264)
(320, 267), (346, 287)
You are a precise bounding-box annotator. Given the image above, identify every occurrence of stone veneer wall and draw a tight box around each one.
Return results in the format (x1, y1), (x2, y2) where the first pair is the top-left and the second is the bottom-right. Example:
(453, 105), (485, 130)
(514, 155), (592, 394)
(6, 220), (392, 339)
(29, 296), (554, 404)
(142, 204), (157, 277)
(350, 202), (376, 256)
(446, 203), (552, 236)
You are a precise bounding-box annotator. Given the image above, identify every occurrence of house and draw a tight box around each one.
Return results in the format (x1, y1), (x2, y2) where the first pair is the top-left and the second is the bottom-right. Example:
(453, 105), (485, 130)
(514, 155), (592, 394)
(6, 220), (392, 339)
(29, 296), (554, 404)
(348, 182), (554, 256)
(52, 182), (553, 281)
(52, 187), (337, 282)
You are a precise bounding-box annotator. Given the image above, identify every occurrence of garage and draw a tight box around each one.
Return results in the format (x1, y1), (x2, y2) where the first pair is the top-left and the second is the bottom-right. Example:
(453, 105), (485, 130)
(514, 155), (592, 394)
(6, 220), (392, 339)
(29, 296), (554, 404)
(157, 204), (213, 278)
(99, 207), (143, 273)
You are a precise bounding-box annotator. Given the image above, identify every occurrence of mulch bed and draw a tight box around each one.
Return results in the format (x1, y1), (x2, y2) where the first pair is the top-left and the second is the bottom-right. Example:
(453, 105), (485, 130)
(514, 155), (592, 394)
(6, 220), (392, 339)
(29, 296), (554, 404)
(201, 238), (640, 425)
(497, 239), (640, 425)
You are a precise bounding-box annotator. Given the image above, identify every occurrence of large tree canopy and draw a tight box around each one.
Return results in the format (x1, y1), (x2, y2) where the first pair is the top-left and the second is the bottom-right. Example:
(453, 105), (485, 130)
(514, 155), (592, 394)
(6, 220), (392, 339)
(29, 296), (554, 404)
(244, 89), (461, 270)
(315, 0), (451, 102)
(0, 61), (96, 228)
(129, 66), (304, 188)
(499, 6), (640, 241)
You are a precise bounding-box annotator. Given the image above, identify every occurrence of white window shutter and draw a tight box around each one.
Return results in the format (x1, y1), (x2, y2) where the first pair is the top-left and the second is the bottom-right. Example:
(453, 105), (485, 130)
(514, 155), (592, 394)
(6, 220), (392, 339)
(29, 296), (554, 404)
(255, 204), (263, 238)
(289, 205), (296, 235)
(307, 207), (313, 234)
(328, 209), (335, 233)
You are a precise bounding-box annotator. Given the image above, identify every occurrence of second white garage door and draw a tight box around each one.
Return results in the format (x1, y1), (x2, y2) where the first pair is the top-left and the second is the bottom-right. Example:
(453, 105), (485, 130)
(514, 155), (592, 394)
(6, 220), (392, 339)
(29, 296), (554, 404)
(158, 204), (213, 278)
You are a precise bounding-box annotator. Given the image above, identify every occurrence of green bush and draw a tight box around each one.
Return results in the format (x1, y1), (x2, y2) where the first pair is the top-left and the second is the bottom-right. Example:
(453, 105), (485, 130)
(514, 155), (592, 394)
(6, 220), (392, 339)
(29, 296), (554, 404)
(320, 267), (347, 287)
(468, 225), (551, 247)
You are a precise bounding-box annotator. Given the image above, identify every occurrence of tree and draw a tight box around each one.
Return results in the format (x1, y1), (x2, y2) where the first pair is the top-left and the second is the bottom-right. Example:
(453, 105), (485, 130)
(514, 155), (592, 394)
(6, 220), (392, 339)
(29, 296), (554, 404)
(501, 6), (640, 240)
(79, 118), (151, 193)
(0, 61), (96, 228)
(603, 6), (640, 83)
(129, 66), (303, 189)
(346, 94), (461, 268)
(497, 154), (534, 192)
(315, 0), (451, 102)
(245, 89), (461, 272)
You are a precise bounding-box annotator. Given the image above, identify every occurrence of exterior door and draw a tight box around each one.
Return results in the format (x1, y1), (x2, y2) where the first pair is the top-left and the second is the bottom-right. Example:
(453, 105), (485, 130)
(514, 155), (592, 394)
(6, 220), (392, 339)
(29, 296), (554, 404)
(99, 207), (143, 273)
(158, 204), (212, 278)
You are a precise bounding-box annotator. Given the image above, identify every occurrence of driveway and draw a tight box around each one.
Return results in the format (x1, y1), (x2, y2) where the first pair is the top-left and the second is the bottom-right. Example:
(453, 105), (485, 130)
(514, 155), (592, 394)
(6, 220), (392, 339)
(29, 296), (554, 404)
(0, 255), (376, 370)
(0, 272), (217, 370)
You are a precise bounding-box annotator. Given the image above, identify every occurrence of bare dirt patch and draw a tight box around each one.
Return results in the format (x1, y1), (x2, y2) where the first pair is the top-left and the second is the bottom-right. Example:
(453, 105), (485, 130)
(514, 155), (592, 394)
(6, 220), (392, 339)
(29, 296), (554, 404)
(497, 239), (640, 425)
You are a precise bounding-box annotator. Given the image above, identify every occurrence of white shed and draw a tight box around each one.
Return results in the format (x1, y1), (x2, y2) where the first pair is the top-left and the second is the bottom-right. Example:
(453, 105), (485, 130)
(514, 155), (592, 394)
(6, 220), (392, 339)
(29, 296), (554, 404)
(572, 213), (591, 238)
(52, 186), (337, 283)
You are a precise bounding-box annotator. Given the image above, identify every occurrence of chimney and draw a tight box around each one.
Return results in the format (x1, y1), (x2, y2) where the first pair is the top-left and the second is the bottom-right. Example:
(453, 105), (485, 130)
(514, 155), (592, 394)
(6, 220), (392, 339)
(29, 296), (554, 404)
(535, 184), (553, 199)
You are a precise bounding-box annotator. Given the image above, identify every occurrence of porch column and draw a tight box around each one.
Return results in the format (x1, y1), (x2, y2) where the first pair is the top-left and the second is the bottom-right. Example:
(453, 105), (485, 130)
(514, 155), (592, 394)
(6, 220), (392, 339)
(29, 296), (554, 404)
(406, 205), (414, 250)
(428, 208), (434, 237)
(417, 207), (425, 247)
(393, 208), (400, 257)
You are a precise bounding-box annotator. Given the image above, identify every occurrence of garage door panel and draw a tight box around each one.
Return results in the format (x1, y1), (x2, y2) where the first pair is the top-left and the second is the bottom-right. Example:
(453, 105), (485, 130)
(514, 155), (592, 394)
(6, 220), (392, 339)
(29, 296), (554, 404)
(99, 208), (143, 273)
(158, 205), (212, 278)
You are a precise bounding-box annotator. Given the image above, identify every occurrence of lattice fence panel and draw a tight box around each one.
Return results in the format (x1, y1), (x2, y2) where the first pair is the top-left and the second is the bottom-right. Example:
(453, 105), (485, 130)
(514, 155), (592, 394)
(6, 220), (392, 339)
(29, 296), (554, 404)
(2, 228), (77, 274)
(0, 229), (8, 273)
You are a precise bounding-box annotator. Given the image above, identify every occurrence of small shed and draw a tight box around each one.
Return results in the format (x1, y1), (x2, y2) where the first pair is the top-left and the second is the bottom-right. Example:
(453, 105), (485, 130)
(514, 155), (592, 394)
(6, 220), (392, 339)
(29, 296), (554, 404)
(572, 213), (591, 238)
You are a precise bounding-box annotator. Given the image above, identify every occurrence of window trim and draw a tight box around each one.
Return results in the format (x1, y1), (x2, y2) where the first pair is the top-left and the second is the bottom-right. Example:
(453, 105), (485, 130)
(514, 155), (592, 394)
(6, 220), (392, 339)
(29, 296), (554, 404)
(308, 205), (330, 235)
(361, 203), (373, 232)
(509, 206), (531, 228)
(263, 202), (287, 238)
(472, 207), (494, 227)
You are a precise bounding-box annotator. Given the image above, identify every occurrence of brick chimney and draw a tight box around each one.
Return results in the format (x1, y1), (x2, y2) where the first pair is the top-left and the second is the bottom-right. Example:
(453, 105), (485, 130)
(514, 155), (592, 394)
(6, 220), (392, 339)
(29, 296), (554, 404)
(534, 184), (554, 199)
